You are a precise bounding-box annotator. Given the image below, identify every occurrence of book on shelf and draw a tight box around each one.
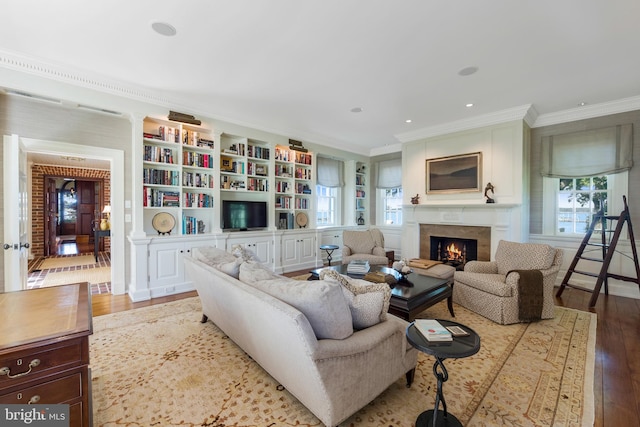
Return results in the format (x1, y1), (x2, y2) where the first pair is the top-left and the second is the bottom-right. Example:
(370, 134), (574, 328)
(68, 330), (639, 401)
(414, 319), (453, 342)
(347, 260), (370, 274)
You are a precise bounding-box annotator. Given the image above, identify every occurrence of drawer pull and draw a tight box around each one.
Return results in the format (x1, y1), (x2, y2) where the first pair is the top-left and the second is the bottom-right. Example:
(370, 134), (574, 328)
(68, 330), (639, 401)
(0, 359), (41, 378)
(28, 395), (40, 404)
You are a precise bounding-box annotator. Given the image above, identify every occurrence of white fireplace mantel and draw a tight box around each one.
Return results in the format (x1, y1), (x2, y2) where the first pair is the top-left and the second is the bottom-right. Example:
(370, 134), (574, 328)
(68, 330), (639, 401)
(401, 203), (525, 261)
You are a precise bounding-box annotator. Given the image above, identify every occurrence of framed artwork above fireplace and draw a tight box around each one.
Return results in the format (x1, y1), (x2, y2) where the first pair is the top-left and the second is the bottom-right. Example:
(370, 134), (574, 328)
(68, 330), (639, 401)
(426, 152), (482, 194)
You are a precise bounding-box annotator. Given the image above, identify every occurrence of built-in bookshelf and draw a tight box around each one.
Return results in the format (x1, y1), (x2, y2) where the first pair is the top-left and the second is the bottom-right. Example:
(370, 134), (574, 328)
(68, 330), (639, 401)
(219, 134), (271, 194)
(356, 161), (367, 225)
(143, 117), (215, 236)
(275, 146), (314, 229)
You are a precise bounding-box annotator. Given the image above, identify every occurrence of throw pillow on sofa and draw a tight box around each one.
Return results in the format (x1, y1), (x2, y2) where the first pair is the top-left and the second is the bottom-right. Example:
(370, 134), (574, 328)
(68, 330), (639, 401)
(238, 260), (281, 283)
(192, 246), (243, 279)
(320, 269), (391, 329)
(239, 266), (353, 340)
(231, 244), (261, 262)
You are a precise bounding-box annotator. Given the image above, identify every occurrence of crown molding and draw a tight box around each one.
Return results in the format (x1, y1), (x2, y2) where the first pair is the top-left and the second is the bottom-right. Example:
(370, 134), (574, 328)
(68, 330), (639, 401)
(0, 48), (171, 106)
(394, 104), (534, 143)
(531, 95), (640, 128)
(369, 143), (403, 157)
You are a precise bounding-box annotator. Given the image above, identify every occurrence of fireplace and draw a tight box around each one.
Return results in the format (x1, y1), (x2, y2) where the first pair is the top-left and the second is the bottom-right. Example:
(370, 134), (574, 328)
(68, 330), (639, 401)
(420, 224), (491, 263)
(429, 236), (478, 267)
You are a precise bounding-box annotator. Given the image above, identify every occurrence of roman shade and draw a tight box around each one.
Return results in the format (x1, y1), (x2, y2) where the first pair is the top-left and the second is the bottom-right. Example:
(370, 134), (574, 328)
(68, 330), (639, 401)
(376, 158), (402, 188)
(541, 124), (633, 177)
(316, 157), (344, 187)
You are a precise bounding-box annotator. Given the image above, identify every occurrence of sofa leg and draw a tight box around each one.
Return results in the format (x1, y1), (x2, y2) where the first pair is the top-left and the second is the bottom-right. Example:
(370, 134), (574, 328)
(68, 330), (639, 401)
(200, 314), (208, 323)
(405, 368), (415, 388)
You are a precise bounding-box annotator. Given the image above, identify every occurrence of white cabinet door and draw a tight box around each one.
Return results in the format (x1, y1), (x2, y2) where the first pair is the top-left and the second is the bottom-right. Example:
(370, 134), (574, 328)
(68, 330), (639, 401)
(281, 233), (316, 269)
(227, 234), (273, 266)
(298, 234), (316, 265)
(148, 242), (185, 289)
(281, 234), (299, 267)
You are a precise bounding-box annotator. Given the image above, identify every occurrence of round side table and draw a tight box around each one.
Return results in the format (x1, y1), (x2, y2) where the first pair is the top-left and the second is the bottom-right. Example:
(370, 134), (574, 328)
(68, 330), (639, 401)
(406, 320), (481, 427)
(319, 244), (339, 266)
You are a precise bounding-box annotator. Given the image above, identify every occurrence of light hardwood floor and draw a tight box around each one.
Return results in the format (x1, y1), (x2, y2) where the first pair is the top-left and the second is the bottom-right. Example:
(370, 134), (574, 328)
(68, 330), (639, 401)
(92, 274), (640, 427)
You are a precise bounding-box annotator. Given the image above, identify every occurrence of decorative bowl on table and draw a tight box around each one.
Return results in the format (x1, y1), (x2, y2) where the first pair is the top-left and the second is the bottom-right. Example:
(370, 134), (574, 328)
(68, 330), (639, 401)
(392, 260), (413, 285)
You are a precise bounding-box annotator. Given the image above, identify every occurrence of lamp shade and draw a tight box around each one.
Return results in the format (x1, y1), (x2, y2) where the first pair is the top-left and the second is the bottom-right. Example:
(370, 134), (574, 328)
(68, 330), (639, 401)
(102, 205), (111, 214)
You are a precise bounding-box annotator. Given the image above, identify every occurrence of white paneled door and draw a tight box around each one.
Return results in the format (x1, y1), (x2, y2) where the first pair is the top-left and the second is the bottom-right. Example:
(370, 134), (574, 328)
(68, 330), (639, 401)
(3, 134), (29, 291)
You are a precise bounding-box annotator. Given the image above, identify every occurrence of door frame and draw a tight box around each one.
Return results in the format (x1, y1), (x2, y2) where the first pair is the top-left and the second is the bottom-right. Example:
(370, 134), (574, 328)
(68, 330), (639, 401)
(23, 138), (125, 295)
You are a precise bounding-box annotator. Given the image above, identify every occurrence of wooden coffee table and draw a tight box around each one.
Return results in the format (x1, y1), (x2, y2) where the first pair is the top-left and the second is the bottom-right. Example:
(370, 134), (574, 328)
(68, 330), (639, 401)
(308, 264), (454, 321)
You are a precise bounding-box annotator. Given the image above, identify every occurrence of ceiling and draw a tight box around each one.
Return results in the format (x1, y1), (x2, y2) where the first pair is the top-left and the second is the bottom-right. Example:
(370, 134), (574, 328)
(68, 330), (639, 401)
(2, 0), (640, 156)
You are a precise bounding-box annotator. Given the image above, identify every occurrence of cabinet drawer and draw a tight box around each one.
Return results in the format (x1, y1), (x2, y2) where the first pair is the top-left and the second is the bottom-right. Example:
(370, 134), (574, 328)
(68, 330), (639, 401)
(0, 337), (88, 388)
(0, 370), (83, 404)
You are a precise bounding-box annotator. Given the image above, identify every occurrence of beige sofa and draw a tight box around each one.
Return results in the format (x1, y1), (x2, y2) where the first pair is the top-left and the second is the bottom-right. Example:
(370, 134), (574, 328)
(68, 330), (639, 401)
(453, 240), (563, 325)
(184, 247), (417, 427)
(341, 228), (389, 265)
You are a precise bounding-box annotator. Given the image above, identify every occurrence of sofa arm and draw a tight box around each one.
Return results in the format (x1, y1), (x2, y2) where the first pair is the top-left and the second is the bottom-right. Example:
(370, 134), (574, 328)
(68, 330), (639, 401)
(372, 246), (386, 257)
(342, 246), (352, 257)
(312, 316), (411, 360)
(463, 260), (498, 274)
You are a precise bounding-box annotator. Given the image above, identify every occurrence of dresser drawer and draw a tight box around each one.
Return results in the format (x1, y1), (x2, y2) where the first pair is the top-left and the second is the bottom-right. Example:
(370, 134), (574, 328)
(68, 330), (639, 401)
(0, 370), (83, 404)
(0, 337), (88, 388)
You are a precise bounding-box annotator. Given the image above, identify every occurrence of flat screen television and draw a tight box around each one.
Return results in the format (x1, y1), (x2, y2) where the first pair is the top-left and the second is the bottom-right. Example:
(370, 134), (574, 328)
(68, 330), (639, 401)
(222, 200), (268, 231)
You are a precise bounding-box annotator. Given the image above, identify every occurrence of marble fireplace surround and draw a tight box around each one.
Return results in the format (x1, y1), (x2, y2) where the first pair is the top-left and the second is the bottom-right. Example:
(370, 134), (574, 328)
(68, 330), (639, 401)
(404, 203), (524, 262)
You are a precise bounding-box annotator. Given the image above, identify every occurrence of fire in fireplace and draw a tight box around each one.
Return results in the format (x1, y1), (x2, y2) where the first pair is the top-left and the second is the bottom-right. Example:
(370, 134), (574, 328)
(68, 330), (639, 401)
(430, 236), (478, 267)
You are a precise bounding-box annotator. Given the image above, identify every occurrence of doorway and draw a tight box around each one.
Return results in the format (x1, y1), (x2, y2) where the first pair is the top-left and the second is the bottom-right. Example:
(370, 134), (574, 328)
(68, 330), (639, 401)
(5, 136), (125, 295)
(44, 176), (105, 257)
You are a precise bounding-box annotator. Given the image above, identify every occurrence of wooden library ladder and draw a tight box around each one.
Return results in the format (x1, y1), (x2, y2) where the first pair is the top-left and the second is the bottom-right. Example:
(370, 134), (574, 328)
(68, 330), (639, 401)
(556, 195), (640, 307)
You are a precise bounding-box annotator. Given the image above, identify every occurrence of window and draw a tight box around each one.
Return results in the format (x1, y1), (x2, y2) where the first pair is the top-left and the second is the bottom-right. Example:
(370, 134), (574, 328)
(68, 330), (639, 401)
(379, 187), (403, 225)
(543, 172), (627, 236)
(316, 185), (339, 226)
(557, 176), (608, 235)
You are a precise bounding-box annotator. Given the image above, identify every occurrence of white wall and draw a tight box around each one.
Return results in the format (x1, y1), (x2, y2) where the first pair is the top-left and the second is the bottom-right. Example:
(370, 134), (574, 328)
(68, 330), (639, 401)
(402, 120), (525, 206)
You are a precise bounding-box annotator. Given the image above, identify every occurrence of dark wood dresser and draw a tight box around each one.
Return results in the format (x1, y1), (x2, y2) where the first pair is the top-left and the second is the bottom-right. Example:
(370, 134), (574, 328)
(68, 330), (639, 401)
(0, 283), (93, 426)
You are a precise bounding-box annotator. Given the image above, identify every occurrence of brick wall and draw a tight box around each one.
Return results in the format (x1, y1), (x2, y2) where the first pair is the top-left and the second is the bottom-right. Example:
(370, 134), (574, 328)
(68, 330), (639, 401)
(31, 165), (111, 257)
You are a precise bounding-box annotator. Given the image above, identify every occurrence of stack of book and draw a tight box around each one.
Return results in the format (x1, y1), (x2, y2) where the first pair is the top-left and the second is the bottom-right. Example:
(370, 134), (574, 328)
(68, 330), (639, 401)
(414, 319), (453, 342)
(347, 260), (370, 274)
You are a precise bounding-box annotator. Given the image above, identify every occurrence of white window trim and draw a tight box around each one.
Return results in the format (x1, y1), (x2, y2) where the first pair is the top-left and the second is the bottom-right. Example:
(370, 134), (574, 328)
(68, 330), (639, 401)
(316, 185), (342, 227)
(376, 187), (403, 227)
(542, 171), (628, 236)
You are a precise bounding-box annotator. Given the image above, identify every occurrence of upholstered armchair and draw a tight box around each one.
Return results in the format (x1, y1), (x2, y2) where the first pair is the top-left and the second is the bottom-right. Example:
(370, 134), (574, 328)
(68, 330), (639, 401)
(453, 240), (563, 325)
(342, 228), (389, 265)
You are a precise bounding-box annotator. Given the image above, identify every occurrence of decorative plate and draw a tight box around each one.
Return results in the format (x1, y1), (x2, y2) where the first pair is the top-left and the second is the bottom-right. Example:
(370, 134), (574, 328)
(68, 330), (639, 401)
(295, 212), (308, 228)
(152, 212), (176, 235)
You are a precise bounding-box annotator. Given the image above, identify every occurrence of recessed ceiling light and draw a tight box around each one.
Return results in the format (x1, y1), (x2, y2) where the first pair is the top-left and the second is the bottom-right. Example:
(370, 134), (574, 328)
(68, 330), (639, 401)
(151, 22), (177, 37)
(405, 119), (412, 123)
(458, 66), (479, 76)
(578, 101), (588, 106)
(466, 103), (474, 108)
(350, 107), (363, 113)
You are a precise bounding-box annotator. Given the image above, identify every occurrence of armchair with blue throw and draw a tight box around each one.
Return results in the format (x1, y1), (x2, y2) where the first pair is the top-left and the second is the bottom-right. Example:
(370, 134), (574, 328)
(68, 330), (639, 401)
(453, 240), (563, 325)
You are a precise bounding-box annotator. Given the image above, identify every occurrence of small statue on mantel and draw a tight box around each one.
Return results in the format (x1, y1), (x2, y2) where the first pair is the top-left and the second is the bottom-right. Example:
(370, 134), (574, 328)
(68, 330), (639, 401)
(411, 194), (420, 205)
(484, 182), (495, 203)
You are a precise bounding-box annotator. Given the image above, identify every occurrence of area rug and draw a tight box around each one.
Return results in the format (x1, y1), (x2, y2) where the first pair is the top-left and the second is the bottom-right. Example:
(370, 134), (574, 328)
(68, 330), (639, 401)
(39, 254), (96, 270)
(90, 298), (595, 427)
(42, 266), (111, 287)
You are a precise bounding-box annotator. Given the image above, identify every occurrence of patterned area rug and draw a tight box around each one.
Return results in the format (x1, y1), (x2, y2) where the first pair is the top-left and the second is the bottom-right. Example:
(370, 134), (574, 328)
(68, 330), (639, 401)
(42, 266), (111, 287)
(90, 297), (595, 427)
(39, 254), (96, 270)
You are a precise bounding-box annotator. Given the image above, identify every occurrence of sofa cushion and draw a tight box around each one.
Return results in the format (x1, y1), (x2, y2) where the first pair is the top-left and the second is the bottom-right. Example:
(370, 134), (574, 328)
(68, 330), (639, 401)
(192, 246), (243, 279)
(454, 272), (512, 297)
(241, 269), (353, 340)
(495, 240), (556, 276)
(238, 260), (281, 282)
(320, 269), (391, 329)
